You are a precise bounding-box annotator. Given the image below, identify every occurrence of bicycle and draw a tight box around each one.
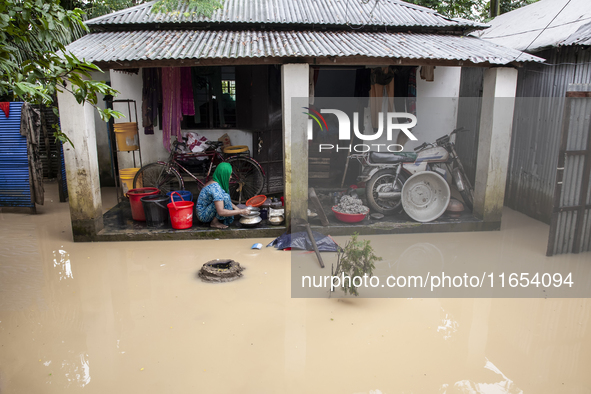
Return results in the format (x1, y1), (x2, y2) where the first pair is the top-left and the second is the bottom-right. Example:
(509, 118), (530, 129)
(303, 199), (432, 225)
(132, 138), (265, 204)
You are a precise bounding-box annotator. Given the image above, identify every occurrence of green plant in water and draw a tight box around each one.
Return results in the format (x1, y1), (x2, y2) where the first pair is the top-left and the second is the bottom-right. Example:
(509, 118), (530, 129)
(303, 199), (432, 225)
(333, 233), (382, 297)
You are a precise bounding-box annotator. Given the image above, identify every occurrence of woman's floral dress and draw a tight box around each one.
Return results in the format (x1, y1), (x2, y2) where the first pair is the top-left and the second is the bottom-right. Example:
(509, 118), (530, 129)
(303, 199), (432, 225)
(196, 183), (233, 225)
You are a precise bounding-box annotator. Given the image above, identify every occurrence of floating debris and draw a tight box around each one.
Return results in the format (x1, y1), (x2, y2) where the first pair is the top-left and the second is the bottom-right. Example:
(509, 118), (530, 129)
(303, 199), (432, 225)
(334, 195), (369, 215)
(198, 259), (244, 283)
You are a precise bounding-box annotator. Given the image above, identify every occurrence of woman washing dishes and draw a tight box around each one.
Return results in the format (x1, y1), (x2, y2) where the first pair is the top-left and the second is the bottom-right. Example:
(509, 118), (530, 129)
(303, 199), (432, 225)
(196, 162), (250, 229)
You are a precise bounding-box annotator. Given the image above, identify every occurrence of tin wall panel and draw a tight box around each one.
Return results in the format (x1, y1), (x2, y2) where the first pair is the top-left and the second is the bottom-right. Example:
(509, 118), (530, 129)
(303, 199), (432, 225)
(547, 84), (591, 255)
(504, 47), (591, 224)
(0, 102), (34, 208)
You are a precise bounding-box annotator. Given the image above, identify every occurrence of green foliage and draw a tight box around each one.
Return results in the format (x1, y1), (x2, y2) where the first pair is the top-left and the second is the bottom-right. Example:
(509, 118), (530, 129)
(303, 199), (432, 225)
(0, 0), (123, 145)
(152, 0), (222, 18)
(333, 233), (382, 297)
(71, 0), (143, 20)
(407, 0), (540, 21)
(60, 0), (222, 19)
(407, 0), (481, 20)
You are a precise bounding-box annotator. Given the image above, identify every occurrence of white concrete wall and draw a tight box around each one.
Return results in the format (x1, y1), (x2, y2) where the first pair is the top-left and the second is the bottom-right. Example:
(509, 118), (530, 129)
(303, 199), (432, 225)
(364, 66), (462, 150)
(109, 69), (254, 173)
(408, 66), (462, 150)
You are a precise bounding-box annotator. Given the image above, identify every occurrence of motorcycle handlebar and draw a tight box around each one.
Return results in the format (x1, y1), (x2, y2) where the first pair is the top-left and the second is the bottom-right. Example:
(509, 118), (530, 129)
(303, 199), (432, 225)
(414, 143), (427, 151)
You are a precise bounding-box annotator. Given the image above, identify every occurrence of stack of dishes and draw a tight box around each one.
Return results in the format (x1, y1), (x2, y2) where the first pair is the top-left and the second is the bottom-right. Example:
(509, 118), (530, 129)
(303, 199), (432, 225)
(239, 207), (262, 228)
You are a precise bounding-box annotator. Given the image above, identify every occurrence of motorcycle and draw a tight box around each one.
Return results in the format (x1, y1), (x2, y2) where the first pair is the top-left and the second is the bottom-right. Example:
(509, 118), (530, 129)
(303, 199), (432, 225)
(351, 127), (474, 215)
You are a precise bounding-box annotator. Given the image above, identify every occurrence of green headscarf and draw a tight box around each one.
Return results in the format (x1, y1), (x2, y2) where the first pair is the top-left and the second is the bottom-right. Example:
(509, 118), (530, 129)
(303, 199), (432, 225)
(212, 162), (232, 194)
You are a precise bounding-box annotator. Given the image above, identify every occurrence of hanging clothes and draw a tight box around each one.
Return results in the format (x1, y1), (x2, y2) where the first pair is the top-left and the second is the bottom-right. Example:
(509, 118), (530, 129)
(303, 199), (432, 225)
(161, 67), (183, 151)
(20, 103), (44, 205)
(420, 65), (435, 81)
(141, 68), (161, 135)
(369, 66), (395, 129)
(180, 67), (195, 116)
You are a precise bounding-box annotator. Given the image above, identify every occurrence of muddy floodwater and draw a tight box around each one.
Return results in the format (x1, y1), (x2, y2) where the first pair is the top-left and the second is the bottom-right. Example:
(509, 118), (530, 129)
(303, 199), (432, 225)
(1, 183), (590, 393)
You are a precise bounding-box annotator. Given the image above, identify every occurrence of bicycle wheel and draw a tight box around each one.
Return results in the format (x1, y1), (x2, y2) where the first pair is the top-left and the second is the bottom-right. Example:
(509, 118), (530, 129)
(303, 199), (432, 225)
(133, 163), (183, 195)
(225, 157), (265, 204)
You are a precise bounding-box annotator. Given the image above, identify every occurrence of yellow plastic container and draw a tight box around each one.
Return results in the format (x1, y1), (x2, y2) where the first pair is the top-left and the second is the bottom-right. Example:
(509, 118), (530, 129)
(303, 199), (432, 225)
(120, 167), (141, 195)
(114, 122), (139, 151)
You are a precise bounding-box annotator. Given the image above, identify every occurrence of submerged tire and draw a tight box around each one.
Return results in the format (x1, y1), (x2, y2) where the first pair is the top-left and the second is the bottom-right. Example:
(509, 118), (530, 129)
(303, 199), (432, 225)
(366, 169), (408, 215)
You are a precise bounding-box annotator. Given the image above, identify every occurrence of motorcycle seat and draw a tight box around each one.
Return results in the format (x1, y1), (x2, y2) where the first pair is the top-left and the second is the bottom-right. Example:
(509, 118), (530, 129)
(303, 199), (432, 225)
(369, 151), (417, 164)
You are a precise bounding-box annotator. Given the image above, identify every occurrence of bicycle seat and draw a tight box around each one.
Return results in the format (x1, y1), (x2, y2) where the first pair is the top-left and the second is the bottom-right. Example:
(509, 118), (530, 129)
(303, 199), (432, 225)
(369, 151), (417, 164)
(207, 141), (224, 148)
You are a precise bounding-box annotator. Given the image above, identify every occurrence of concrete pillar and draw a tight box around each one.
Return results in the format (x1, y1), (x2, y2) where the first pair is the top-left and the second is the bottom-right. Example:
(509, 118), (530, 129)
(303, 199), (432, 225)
(473, 67), (518, 222)
(282, 64), (310, 223)
(57, 89), (103, 241)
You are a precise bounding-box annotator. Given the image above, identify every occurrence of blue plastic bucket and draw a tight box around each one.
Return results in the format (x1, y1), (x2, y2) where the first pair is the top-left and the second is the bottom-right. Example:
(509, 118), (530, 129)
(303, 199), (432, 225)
(167, 190), (193, 203)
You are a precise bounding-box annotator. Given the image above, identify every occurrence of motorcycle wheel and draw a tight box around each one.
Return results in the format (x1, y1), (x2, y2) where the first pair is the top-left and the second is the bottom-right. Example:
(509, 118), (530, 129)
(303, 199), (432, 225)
(452, 169), (474, 212)
(366, 169), (409, 215)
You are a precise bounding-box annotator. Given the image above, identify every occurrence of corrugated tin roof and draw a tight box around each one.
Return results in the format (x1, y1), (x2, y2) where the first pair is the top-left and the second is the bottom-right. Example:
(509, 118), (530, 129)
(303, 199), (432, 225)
(66, 29), (542, 64)
(475, 0), (591, 52)
(561, 21), (591, 46)
(86, 0), (483, 29)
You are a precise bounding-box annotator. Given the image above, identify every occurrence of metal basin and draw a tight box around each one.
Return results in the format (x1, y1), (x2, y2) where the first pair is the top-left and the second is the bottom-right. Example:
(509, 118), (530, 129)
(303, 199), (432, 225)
(239, 215), (262, 228)
(401, 172), (450, 223)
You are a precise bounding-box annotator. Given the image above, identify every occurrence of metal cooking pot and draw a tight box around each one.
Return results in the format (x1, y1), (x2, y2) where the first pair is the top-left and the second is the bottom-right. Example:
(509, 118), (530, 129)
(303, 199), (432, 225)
(268, 215), (284, 225)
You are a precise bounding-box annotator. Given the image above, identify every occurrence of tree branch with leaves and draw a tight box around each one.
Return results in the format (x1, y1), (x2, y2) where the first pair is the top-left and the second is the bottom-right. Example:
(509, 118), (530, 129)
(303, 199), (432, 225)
(0, 0), (124, 145)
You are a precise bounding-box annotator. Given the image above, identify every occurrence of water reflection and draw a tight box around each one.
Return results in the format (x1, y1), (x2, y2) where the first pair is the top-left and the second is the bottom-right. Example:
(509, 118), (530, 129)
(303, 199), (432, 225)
(53, 250), (73, 280)
(61, 353), (91, 388)
(440, 358), (522, 394)
(437, 307), (459, 340)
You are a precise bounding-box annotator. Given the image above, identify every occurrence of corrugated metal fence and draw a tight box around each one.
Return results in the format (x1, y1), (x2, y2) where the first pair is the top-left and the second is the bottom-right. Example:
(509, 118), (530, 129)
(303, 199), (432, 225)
(457, 47), (591, 224)
(507, 46), (591, 224)
(547, 84), (591, 256)
(0, 102), (35, 210)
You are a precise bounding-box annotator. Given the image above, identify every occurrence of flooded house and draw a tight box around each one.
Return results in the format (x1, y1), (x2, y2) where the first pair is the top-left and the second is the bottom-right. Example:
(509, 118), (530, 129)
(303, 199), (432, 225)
(57, 0), (542, 242)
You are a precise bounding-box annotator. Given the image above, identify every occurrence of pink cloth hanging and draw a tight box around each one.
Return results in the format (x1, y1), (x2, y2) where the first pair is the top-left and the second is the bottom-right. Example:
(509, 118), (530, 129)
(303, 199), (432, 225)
(180, 67), (195, 116)
(161, 67), (183, 151)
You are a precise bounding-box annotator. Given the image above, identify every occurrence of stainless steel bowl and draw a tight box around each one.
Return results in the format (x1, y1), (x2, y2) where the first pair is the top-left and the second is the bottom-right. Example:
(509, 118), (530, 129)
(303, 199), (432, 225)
(268, 215), (284, 226)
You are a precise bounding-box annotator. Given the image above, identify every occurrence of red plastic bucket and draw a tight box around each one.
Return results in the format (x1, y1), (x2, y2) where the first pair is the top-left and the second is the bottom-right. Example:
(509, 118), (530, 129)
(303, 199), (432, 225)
(126, 187), (160, 221)
(167, 192), (194, 229)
